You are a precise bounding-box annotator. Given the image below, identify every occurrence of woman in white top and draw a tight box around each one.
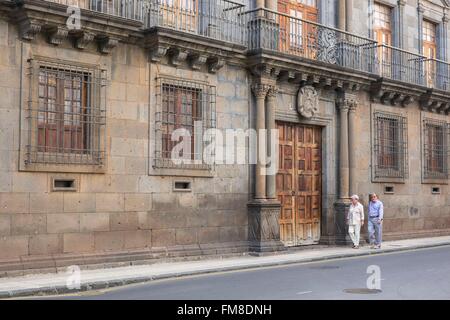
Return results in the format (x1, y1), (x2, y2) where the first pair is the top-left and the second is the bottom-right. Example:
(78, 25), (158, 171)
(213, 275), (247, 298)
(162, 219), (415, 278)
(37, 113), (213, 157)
(347, 195), (365, 249)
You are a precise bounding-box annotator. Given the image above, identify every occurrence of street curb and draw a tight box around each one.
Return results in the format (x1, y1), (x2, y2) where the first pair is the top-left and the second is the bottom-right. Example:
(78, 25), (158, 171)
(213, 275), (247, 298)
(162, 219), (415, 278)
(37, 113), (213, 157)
(1, 241), (449, 299)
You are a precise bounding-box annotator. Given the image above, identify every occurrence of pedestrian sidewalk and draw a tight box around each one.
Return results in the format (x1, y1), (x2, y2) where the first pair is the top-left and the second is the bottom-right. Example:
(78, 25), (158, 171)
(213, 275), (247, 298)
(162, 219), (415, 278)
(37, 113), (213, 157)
(1, 235), (450, 299)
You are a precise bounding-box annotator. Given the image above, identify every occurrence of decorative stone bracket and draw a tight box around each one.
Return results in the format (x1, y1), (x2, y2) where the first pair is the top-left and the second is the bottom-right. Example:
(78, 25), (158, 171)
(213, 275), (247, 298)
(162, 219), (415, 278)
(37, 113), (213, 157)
(73, 31), (95, 50)
(146, 43), (227, 74)
(19, 19), (42, 41)
(419, 90), (450, 114)
(97, 36), (119, 54)
(370, 81), (417, 107)
(250, 63), (363, 92)
(168, 47), (188, 67)
(188, 53), (208, 70)
(149, 44), (169, 62)
(44, 25), (69, 46)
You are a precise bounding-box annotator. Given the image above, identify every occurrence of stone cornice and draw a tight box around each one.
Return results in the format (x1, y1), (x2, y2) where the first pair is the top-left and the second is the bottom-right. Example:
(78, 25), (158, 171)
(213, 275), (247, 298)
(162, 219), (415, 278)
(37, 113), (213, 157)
(247, 52), (368, 93)
(143, 27), (248, 73)
(8, 0), (144, 50)
(369, 79), (426, 107)
(419, 89), (450, 114)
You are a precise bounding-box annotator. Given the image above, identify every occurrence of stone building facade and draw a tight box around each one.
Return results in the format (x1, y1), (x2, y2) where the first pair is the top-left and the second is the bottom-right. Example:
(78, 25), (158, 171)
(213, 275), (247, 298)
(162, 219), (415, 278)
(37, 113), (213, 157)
(0, 0), (449, 274)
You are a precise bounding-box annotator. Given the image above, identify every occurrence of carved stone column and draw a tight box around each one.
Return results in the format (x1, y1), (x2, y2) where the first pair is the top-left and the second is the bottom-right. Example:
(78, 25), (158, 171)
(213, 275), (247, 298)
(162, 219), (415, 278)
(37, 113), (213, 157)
(338, 0), (346, 31)
(442, 13), (449, 61)
(252, 83), (270, 200)
(266, 86), (278, 200)
(418, 3), (425, 55)
(397, 0), (406, 49)
(334, 92), (356, 245)
(265, 0), (277, 11)
(348, 101), (358, 196)
(248, 82), (284, 254)
(346, 0), (353, 33)
(338, 99), (350, 199)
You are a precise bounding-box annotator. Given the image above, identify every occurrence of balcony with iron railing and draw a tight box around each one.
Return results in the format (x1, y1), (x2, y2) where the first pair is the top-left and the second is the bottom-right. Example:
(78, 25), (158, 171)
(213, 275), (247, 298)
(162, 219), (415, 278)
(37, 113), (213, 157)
(243, 7), (450, 93)
(143, 0), (248, 45)
(10, 2), (450, 92)
(244, 8), (379, 74)
(25, 0), (145, 21)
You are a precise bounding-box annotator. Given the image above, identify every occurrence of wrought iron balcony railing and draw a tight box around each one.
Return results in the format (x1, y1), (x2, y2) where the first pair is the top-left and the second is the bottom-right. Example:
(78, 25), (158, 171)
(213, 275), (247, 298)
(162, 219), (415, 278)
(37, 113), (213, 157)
(144, 0), (248, 45)
(244, 8), (379, 74)
(425, 58), (450, 91)
(40, 0), (145, 21)
(376, 44), (427, 87)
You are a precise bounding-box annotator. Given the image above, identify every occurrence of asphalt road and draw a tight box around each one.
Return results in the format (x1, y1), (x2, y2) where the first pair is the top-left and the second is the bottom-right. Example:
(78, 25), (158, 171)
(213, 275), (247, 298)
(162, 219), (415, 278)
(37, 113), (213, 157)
(38, 245), (450, 300)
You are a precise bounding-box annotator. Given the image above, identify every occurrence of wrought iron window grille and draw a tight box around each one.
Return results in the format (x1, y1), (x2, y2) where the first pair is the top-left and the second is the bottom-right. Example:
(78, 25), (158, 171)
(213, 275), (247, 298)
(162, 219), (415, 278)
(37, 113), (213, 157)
(154, 76), (216, 170)
(423, 118), (449, 180)
(25, 58), (107, 166)
(373, 111), (408, 179)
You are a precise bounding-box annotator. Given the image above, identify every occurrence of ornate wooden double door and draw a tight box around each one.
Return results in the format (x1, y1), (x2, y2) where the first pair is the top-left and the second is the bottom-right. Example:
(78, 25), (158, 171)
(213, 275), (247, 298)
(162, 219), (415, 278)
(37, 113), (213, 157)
(277, 122), (322, 246)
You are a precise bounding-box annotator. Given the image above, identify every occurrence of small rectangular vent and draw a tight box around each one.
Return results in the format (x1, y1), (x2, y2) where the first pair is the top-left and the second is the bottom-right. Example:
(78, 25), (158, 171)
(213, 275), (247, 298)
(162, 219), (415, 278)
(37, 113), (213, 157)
(432, 187), (441, 194)
(53, 179), (76, 191)
(174, 181), (192, 192)
(384, 186), (395, 194)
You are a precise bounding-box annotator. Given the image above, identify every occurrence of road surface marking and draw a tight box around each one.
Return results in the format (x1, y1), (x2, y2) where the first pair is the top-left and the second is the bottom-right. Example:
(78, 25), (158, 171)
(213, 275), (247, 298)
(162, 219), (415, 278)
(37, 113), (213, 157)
(296, 291), (313, 295)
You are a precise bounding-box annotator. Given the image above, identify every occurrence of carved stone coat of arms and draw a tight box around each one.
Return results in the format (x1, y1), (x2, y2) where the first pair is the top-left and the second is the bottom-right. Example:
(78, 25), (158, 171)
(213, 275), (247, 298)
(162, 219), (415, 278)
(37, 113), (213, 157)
(297, 86), (319, 119)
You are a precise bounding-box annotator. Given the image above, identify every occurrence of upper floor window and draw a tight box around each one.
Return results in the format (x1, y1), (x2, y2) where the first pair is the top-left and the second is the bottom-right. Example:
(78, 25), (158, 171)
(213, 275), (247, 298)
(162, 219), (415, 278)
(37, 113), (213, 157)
(279, 0), (317, 21)
(159, 0), (198, 32)
(423, 20), (438, 87)
(373, 2), (392, 46)
(373, 112), (408, 181)
(26, 59), (106, 166)
(423, 119), (449, 180)
(155, 77), (216, 170)
(278, 0), (318, 54)
(423, 20), (437, 59)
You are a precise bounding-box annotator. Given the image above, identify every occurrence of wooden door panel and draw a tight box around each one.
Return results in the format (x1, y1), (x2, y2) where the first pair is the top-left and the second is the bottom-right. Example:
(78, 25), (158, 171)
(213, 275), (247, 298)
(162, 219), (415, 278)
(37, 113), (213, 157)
(277, 121), (322, 246)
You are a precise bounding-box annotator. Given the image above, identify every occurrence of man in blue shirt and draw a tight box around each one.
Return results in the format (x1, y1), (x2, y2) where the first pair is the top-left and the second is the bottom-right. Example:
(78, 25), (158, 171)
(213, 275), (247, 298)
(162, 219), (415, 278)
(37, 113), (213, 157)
(368, 193), (384, 249)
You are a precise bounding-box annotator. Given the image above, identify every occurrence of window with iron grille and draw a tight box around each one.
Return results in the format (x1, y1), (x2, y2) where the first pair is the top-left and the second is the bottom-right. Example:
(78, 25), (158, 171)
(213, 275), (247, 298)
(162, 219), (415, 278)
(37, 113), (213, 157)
(154, 77), (216, 170)
(26, 58), (106, 166)
(423, 119), (449, 180)
(373, 112), (408, 180)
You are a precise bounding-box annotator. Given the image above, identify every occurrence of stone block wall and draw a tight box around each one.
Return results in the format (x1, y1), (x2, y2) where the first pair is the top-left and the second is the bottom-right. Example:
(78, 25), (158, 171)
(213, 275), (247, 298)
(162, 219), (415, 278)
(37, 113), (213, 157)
(353, 93), (450, 239)
(0, 19), (250, 262)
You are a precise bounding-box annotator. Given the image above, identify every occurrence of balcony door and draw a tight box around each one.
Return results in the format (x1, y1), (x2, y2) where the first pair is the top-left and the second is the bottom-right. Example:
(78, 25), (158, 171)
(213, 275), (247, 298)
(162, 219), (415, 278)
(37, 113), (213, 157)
(423, 20), (437, 87)
(373, 2), (392, 77)
(160, 0), (198, 33)
(278, 0), (318, 57)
